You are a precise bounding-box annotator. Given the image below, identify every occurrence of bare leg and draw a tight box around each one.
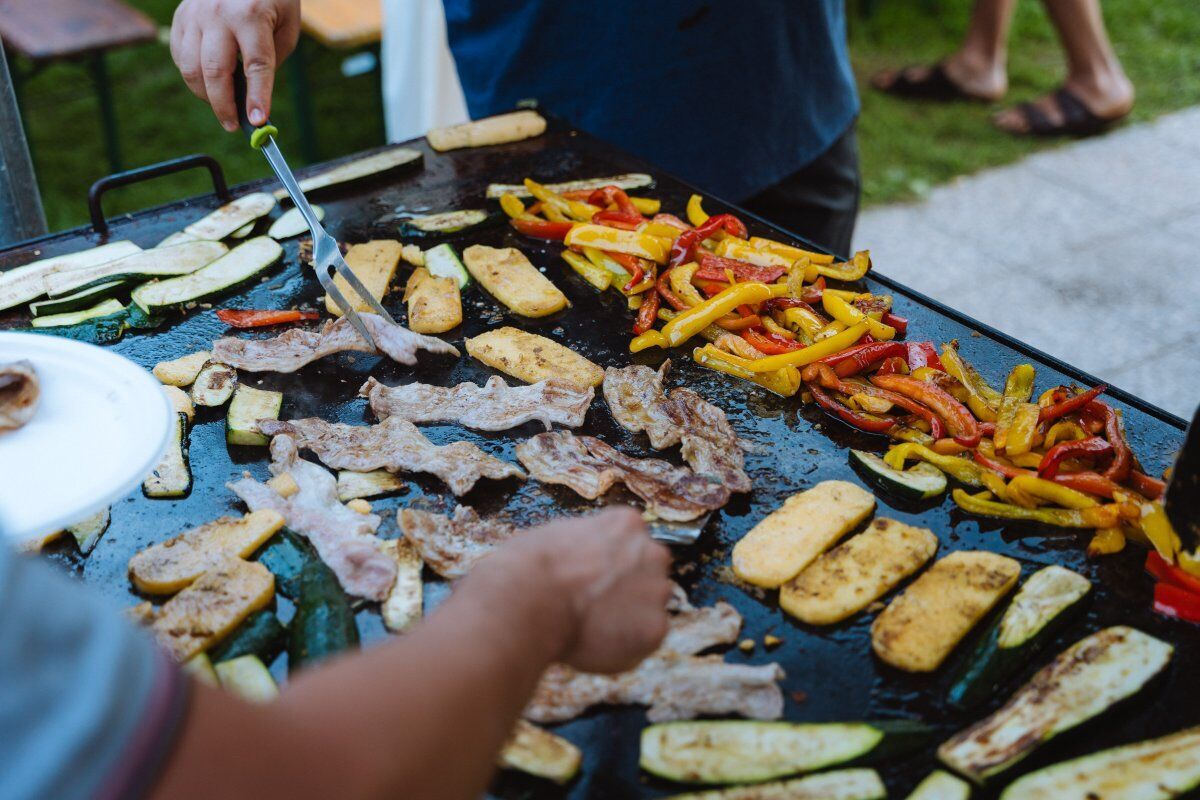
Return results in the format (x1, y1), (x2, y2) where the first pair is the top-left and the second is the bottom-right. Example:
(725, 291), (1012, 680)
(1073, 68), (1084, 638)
(872, 0), (1014, 101)
(994, 0), (1134, 133)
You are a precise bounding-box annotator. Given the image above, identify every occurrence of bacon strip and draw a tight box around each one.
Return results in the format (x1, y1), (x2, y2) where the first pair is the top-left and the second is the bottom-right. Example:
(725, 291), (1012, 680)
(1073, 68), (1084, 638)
(258, 417), (525, 496)
(226, 435), (396, 599)
(361, 375), (593, 431)
(212, 313), (458, 373)
(397, 505), (518, 579)
(0, 360), (39, 432)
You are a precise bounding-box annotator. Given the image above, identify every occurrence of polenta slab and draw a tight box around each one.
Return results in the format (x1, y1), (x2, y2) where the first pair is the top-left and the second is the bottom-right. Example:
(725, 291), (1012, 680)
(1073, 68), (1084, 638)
(324, 240), (402, 316)
(781, 518), (938, 625)
(731, 481), (875, 589)
(128, 510), (284, 594)
(872, 551), (1020, 673)
(150, 557), (275, 661)
(465, 327), (603, 390)
(463, 245), (568, 318)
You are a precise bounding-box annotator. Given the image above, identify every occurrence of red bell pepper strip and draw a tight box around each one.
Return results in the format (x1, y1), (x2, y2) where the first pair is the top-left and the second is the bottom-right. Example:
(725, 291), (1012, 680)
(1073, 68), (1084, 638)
(1147, 552), (1200, 595)
(809, 383), (897, 434)
(695, 279), (728, 298)
(592, 210), (643, 230)
(603, 251), (649, 293)
(802, 363), (946, 440)
(871, 373), (981, 447)
(510, 217), (574, 240)
(655, 267), (689, 311)
(906, 341), (945, 372)
(979, 421), (996, 438)
(668, 213), (749, 267)
(877, 356), (908, 375)
(694, 252), (787, 283)
(1153, 581), (1200, 623)
(762, 297), (816, 314)
(743, 328), (804, 355)
(1083, 400), (1132, 482)
(801, 276), (825, 305)
(1130, 470), (1166, 500)
(972, 449), (1124, 499)
(652, 213), (691, 230)
(633, 287), (661, 335)
(880, 311), (908, 335)
(821, 341), (908, 378)
(1038, 384), (1107, 424)
(1037, 436), (1115, 479)
(216, 309), (319, 328)
(587, 186), (641, 218)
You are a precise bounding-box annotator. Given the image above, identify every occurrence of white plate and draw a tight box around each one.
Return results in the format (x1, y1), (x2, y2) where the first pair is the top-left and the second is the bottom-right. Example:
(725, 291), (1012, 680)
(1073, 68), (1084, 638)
(0, 332), (172, 545)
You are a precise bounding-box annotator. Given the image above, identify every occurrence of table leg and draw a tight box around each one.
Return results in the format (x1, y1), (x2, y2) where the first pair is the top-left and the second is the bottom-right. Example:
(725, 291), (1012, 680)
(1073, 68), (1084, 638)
(89, 53), (122, 172)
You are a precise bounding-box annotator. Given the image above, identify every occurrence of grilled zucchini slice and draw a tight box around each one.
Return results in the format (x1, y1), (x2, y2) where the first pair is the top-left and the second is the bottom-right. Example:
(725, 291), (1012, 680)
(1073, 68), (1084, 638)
(209, 609), (287, 665)
(423, 242), (471, 288)
(191, 362), (237, 407)
(0, 240), (140, 311)
(29, 297), (124, 328)
(665, 769), (887, 800)
(268, 205), (323, 240)
(403, 209), (490, 237)
(851, 449), (947, 501)
(215, 655), (279, 702)
(142, 412), (192, 498)
(907, 770), (971, 800)
(498, 720), (582, 785)
(289, 557), (359, 674)
(227, 385), (282, 446)
(132, 237), (282, 315)
(67, 507), (111, 555)
(486, 173), (653, 199)
(44, 240), (228, 297)
(939, 626), (1174, 783)
(30, 280), (126, 317)
(178, 192), (277, 242)
(272, 147), (422, 200)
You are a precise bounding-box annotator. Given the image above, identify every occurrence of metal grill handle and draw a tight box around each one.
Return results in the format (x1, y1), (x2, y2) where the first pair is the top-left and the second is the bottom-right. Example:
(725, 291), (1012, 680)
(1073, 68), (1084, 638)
(87, 154), (231, 237)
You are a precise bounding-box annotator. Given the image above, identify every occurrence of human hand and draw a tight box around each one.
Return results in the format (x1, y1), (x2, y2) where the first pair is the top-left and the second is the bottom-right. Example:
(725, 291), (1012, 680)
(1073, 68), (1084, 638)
(170, 0), (301, 131)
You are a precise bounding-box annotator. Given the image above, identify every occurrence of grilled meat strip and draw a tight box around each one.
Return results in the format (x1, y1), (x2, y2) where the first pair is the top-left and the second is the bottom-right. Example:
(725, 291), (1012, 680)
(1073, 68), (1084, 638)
(603, 363), (751, 492)
(212, 313), (458, 373)
(227, 435), (396, 600)
(515, 431), (730, 521)
(0, 360), (39, 432)
(398, 505), (518, 579)
(527, 602), (785, 723)
(258, 417), (525, 496)
(360, 375), (593, 431)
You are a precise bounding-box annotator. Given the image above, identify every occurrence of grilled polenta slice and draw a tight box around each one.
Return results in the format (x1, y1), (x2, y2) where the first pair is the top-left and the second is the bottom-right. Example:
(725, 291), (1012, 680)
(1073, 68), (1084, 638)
(872, 551), (1020, 672)
(466, 327), (603, 390)
(463, 245), (568, 317)
(324, 240), (402, 316)
(128, 510), (284, 594)
(404, 267), (462, 334)
(152, 350), (212, 387)
(150, 557), (275, 661)
(781, 518), (938, 625)
(731, 481), (875, 588)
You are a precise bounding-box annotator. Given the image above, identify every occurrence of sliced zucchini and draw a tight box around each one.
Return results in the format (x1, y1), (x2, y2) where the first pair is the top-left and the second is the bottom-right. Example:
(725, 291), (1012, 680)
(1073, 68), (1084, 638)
(907, 771), (971, 800)
(938, 626), (1174, 783)
(851, 449), (947, 501)
(30, 298), (125, 328)
(226, 384), (282, 446)
(486, 173), (653, 199)
(131, 237), (283, 315)
(44, 240), (228, 297)
(402, 208), (489, 235)
(289, 557), (359, 674)
(273, 147), (423, 199)
(999, 725), (1200, 800)
(210, 609), (287, 665)
(666, 769), (887, 800)
(153, 350), (212, 387)
(215, 655), (279, 702)
(422, 242), (471, 288)
(0, 239), (140, 311)
(498, 720), (582, 784)
(181, 192), (277, 241)
(640, 719), (930, 785)
(336, 469), (406, 502)
(30, 280), (125, 317)
(256, 528), (310, 600)
(143, 412), (192, 498)
(947, 565), (1091, 711)
(67, 506), (111, 554)
(182, 652), (219, 686)
(268, 205), (323, 240)
(230, 221), (255, 239)
(191, 362), (237, 407)
(25, 309), (128, 345)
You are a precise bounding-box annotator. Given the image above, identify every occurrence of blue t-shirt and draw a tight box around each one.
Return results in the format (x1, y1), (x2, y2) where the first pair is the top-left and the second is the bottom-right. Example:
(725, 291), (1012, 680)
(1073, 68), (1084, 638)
(443, 1), (859, 201)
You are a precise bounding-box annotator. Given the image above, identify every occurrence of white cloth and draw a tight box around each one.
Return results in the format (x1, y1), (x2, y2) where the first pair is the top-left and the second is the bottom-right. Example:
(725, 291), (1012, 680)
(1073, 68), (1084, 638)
(381, 0), (469, 143)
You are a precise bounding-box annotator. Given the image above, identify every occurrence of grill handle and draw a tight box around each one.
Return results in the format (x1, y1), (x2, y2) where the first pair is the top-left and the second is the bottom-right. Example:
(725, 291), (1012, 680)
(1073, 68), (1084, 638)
(87, 154), (230, 236)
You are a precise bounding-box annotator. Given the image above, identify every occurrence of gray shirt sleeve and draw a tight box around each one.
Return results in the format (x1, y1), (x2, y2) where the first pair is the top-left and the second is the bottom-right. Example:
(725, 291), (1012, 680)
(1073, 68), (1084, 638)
(0, 543), (188, 800)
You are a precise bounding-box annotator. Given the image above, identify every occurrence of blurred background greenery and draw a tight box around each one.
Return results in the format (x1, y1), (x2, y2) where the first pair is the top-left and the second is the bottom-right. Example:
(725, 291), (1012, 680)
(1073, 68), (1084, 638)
(12, 0), (1200, 231)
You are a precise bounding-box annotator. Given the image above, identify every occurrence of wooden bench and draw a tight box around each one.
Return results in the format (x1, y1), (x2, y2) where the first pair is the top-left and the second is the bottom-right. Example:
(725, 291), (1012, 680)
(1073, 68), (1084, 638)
(0, 0), (158, 172)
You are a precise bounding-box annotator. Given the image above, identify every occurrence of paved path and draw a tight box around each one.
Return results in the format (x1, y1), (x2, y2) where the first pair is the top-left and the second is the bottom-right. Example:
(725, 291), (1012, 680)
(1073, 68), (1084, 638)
(855, 107), (1199, 421)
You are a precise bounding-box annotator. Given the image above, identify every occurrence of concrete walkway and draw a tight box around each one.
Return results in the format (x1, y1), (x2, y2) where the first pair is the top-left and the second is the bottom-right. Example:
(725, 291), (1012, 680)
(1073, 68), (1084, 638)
(854, 106), (1199, 420)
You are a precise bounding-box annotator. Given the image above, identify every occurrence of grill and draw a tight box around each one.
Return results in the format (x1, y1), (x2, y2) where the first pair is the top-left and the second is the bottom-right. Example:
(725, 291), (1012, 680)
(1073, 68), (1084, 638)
(1, 117), (1190, 799)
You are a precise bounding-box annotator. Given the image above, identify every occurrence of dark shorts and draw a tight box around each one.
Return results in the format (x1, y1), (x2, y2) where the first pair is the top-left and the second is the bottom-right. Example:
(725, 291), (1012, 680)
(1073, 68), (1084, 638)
(739, 123), (861, 259)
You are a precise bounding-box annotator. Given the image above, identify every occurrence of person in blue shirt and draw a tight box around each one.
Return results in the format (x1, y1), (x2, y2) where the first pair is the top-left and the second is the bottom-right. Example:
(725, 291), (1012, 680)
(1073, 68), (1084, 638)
(171, 0), (862, 254)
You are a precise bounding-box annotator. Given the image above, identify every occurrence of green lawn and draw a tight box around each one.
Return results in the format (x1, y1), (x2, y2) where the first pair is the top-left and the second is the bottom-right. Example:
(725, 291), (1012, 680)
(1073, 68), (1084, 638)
(14, 0), (1200, 232)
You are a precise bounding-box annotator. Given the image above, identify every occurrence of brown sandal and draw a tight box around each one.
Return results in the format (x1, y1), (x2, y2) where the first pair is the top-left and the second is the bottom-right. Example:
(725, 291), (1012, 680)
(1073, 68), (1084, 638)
(1004, 88), (1126, 137)
(874, 63), (987, 102)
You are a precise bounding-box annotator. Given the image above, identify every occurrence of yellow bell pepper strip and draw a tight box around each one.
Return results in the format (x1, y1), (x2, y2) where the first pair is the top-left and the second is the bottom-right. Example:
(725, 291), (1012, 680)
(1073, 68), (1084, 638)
(693, 345), (801, 397)
(783, 305), (825, 341)
(566, 224), (670, 263)
(629, 281), (776, 352)
(668, 262), (705, 307)
(885, 442), (985, 487)
(951, 489), (1127, 528)
(686, 194), (709, 227)
(940, 344), (1002, 422)
(748, 235), (836, 265)
(716, 332), (767, 359)
(1139, 501), (1182, 561)
(1007, 475), (1100, 510)
(582, 246), (631, 281)
(499, 193), (528, 219)
(523, 178), (597, 221)
(560, 250), (611, 292)
(742, 321), (870, 372)
(994, 364), (1036, 451)
(979, 469), (1011, 501)
(630, 197), (661, 216)
(1008, 450), (1045, 469)
(822, 293), (897, 341)
(815, 250), (871, 281)
(714, 239), (793, 269)
(541, 203), (572, 222)
(1087, 528), (1126, 557)
(1177, 548), (1200, 578)
(890, 425), (936, 446)
(815, 319), (849, 340)
(640, 221), (683, 240)
(1004, 402), (1042, 456)
(762, 316), (796, 340)
(1004, 477), (1043, 509)
(931, 438), (969, 456)
(1044, 420), (1089, 449)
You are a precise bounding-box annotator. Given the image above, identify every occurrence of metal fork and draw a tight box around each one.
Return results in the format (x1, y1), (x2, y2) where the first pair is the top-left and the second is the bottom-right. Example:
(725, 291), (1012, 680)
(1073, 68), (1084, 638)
(232, 66), (394, 347)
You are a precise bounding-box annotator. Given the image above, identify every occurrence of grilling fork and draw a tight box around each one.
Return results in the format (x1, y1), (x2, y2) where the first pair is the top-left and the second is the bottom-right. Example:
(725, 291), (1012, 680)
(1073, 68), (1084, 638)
(232, 66), (393, 348)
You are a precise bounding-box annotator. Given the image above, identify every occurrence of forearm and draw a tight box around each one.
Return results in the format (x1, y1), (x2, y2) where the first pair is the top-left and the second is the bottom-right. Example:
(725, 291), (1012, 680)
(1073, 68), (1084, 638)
(152, 560), (570, 800)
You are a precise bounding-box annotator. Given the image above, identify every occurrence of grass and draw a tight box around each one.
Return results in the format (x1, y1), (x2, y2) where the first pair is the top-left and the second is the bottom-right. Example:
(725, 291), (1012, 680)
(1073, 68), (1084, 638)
(13, 0), (1200, 232)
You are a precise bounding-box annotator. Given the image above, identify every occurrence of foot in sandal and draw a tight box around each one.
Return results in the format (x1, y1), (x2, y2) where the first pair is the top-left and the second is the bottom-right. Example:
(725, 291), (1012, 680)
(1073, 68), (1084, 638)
(992, 70), (1134, 136)
(871, 52), (1007, 103)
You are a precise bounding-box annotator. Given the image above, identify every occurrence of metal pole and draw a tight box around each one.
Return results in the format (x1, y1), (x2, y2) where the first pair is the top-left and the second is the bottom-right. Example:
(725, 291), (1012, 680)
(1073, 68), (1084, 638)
(0, 39), (47, 246)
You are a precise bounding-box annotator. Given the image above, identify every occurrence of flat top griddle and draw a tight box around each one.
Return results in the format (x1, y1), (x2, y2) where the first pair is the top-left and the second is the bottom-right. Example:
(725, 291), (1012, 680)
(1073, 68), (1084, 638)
(1, 118), (1190, 799)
